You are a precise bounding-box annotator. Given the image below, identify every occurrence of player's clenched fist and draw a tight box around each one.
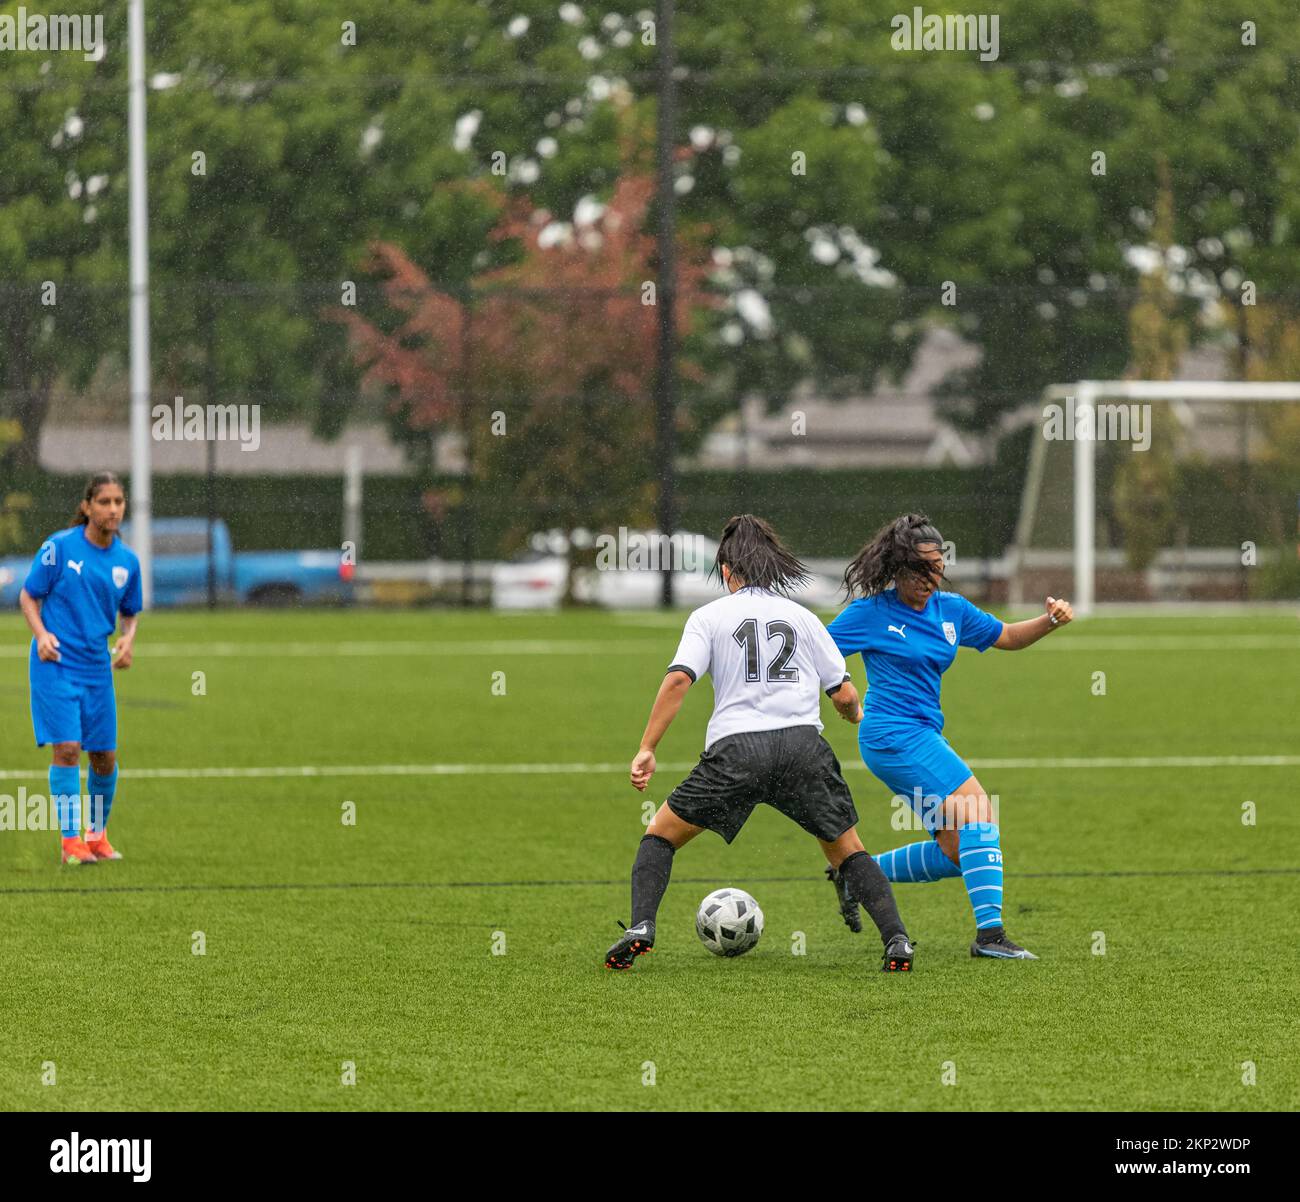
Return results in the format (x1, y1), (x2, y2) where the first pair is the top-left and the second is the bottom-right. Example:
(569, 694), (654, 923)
(630, 748), (656, 792)
(1045, 596), (1073, 627)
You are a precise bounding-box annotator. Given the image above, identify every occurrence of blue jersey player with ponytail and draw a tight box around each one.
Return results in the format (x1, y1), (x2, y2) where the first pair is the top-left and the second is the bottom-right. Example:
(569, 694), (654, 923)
(19, 472), (141, 866)
(824, 513), (1073, 960)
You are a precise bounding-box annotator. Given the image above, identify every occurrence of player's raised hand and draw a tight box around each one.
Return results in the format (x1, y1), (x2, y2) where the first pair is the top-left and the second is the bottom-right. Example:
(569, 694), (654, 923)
(36, 631), (61, 662)
(630, 748), (656, 792)
(1045, 596), (1074, 628)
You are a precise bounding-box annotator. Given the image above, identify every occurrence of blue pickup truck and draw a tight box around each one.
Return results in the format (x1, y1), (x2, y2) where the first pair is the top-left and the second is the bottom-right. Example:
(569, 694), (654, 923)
(0, 518), (351, 608)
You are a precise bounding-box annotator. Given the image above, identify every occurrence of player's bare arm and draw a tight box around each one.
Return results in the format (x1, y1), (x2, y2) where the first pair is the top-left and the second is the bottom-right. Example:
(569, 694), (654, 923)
(629, 669), (693, 791)
(828, 679), (863, 724)
(114, 613), (139, 670)
(19, 588), (61, 662)
(993, 596), (1074, 650)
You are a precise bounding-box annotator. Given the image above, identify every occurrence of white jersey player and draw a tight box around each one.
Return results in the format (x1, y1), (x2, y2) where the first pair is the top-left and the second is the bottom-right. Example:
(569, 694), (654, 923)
(604, 514), (916, 973)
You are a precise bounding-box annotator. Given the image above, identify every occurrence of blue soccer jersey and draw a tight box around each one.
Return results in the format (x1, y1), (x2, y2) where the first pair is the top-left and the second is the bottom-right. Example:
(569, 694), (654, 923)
(827, 589), (1002, 745)
(23, 526), (142, 675)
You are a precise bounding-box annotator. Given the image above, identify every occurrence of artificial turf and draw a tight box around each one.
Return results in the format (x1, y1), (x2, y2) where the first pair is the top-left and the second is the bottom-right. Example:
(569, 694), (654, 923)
(0, 607), (1296, 1110)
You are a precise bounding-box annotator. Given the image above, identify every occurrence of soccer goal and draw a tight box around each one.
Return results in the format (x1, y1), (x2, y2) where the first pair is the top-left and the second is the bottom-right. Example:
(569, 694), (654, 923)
(1009, 380), (1300, 613)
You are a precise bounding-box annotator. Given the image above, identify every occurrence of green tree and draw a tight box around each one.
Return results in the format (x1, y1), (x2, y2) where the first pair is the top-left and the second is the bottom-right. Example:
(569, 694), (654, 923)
(6, 0), (1300, 485)
(0, 0), (126, 467)
(1112, 159), (1184, 571)
(337, 151), (714, 578)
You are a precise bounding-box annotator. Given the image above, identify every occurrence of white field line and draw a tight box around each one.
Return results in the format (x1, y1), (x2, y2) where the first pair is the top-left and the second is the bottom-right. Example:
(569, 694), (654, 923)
(0, 639), (666, 658)
(3, 635), (1300, 658)
(1034, 635), (1300, 651)
(0, 754), (1297, 783)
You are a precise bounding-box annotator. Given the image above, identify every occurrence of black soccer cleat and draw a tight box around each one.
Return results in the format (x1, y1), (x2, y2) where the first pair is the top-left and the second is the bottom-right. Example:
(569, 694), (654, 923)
(825, 864), (862, 934)
(604, 920), (655, 970)
(881, 933), (915, 972)
(970, 927), (1038, 960)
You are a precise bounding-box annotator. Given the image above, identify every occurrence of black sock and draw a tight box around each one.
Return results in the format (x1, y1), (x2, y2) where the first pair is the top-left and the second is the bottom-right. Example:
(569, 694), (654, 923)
(631, 834), (675, 926)
(837, 851), (907, 945)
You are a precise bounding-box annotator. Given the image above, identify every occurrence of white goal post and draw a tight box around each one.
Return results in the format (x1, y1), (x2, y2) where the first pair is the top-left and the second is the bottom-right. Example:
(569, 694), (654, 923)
(1011, 380), (1300, 615)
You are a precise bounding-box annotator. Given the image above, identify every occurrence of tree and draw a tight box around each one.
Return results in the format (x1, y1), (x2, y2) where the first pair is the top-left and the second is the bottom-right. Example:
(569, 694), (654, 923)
(7, 0), (1300, 489)
(334, 149), (713, 570)
(1112, 159), (1185, 571)
(0, 0), (127, 468)
(0, 0), (466, 468)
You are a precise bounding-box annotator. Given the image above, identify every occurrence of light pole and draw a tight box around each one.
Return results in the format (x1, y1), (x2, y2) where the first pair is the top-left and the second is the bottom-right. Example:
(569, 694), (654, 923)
(654, 0), (678, 608)
(127, 0), (153, 606)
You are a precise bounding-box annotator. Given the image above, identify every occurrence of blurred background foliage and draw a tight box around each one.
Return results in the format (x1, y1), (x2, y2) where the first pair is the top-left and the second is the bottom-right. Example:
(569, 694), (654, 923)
(2, 0), (1299, 568)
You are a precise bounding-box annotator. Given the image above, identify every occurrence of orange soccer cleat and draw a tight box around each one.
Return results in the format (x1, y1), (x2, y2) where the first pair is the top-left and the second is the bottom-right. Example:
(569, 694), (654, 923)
(61, 836), (99, 866)
(85, 834), (122, 861)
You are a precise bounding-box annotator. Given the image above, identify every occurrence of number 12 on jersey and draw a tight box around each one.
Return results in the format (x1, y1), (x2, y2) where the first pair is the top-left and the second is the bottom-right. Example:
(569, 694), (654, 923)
(733, 619), (800, 683)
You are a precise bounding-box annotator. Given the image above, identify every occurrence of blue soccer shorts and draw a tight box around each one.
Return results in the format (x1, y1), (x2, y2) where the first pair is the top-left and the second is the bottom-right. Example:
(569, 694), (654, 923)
(29, 651), (118, 752)
(859, 726), (974, 833)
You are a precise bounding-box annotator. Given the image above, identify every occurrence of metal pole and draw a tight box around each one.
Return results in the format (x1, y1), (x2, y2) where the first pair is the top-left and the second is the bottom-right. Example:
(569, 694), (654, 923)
(654, 0), (678, 608)
(343, 444), (363, 563)
(205, 307), (217, 608)
(127, 0), (153, 607)
(737, 395), (749, 512)
(205, 435), (216, 606)
(1073, 384), (1095, 616)
(460, 298), (473, 607)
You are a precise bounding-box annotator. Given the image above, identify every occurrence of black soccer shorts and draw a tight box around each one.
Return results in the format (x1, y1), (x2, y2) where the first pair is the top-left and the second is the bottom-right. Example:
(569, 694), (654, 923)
(665, 724), (859, 844)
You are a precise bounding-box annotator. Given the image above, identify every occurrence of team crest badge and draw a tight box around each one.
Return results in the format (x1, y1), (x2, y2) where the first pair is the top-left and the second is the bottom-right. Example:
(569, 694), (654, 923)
(942, 621), (957, 645)
(112, 566), (129, 589)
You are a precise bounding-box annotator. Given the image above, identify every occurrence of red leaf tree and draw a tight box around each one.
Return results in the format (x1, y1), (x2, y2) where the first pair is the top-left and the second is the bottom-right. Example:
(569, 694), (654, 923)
(335, 165), (712, 560)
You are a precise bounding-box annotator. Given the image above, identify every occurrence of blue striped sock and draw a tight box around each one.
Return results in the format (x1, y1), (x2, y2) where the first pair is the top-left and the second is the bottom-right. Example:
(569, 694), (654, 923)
(87, 766), (118, 836)
(50, 764), (81, 839)
(958, 822), (1004, 930)
(874, 840), (962, 883)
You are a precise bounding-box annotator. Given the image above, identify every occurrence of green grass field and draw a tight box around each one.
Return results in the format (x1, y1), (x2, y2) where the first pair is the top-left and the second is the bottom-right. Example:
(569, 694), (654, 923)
(1, 606), (1297, 1111)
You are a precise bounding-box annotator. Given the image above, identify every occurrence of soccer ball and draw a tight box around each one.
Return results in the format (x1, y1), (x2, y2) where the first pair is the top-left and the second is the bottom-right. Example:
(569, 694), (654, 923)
(695, 888), (764, 958)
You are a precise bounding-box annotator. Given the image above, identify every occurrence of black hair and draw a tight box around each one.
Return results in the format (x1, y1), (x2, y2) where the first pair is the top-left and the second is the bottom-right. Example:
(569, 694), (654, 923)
(843, 512), (946, 599)
(713, 514), (810, 596)
(70, 471), (125, 527)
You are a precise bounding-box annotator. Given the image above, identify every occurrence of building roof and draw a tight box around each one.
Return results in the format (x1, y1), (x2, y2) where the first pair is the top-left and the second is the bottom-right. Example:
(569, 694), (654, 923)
(39, 421), (411, 476)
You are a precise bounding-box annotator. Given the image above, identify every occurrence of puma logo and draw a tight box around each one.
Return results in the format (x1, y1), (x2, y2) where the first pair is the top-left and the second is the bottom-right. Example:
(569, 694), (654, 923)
(68, 561), (83, 576)
(887, 624), (906, 638)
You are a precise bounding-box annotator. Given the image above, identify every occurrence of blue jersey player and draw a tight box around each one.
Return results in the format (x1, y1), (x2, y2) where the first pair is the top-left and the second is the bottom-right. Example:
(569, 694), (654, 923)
(824, 513), (1073, 959)
(19, 472), (142, 865)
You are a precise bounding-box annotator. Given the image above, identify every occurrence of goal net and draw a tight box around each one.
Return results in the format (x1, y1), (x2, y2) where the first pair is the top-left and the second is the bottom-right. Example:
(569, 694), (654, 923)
(1008, 381), (1300, 612)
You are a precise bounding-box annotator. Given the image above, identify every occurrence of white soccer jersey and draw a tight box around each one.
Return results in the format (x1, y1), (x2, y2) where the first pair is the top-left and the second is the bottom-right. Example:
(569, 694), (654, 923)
(667, 586), (851, 749)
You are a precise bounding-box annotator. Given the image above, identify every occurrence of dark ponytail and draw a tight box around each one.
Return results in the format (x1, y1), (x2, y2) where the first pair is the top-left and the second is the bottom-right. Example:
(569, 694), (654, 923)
(70, 471), (124, 527)
(713, 514), (810, 596)
(843, 513), (946, 599)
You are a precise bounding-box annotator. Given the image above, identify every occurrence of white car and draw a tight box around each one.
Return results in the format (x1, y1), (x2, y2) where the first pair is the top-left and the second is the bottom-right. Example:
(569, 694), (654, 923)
(489, 551), (570, 610)
(491, 529), (842, 612)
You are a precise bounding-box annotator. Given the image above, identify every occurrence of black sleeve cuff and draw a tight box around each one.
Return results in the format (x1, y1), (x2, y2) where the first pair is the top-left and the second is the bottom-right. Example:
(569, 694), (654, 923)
(666, 664), (697, 683)
(824, 673), (851, 698)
